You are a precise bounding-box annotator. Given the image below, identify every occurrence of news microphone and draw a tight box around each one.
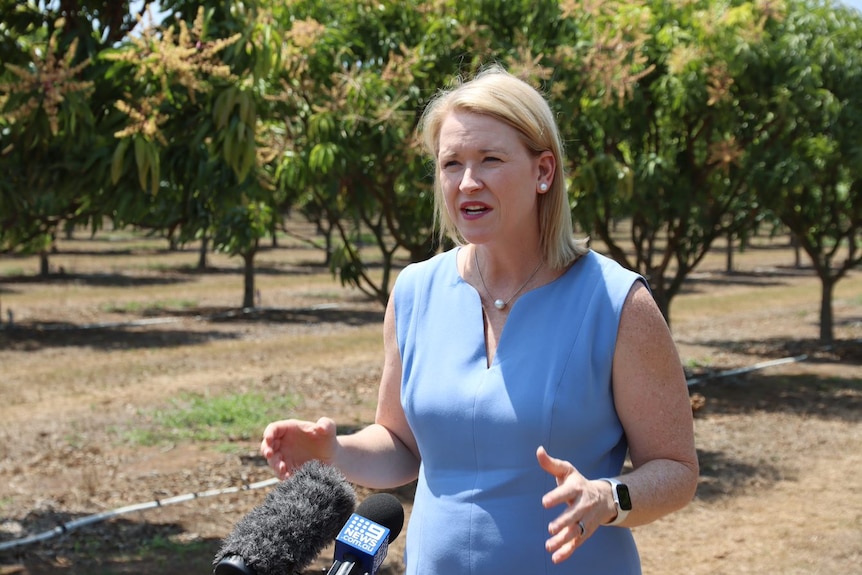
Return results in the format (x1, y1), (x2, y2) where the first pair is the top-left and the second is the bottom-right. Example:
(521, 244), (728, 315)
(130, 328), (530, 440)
(327, 493), (405, 575)
(213, 460), (356, 575)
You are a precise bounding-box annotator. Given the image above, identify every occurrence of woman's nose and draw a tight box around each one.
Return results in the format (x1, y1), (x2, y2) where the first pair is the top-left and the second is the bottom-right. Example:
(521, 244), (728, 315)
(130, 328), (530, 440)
(460, 166), (482, 193)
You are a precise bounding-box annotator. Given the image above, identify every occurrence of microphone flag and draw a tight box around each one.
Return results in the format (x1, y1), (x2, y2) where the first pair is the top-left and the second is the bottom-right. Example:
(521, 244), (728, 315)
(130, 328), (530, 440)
(333, 512), (390, 575)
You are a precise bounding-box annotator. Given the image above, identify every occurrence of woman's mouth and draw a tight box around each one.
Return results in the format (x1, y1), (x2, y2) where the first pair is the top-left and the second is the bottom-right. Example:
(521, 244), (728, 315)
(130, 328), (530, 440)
(462, 203), (490, 218)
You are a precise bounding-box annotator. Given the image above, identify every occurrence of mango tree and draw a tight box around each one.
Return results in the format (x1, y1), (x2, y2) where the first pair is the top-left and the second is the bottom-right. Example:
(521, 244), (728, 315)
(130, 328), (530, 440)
(746, 0), (862, 342)
(105, 2), (287, 307)
(0, 5), (97, 269)
(556, 0), (777, 323)
(263, 0), (483, 304)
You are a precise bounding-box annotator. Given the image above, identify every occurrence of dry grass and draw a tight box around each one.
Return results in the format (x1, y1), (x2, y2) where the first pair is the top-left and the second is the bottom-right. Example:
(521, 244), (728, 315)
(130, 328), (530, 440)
(0, 223), (859, 574)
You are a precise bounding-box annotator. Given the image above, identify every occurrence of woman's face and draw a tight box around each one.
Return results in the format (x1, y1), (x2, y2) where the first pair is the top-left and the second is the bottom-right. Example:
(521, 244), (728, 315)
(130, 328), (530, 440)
(437, 111), (552, 247)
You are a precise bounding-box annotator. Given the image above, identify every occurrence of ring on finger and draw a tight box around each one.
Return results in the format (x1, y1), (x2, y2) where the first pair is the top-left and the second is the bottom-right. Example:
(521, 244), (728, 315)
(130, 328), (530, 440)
(577, 520), (586, 538)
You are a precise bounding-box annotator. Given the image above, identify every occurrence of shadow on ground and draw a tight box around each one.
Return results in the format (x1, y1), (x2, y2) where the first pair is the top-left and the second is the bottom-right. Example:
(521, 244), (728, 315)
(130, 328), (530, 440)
(695, 448), (785, 501)
(0, 512), (220, 575)
(692, 370), (860, 502)
(680, 337), (861, 366)
(0, 324), (241, 352)
(0, 306), (384, 352)
(693, 371), (861, 420)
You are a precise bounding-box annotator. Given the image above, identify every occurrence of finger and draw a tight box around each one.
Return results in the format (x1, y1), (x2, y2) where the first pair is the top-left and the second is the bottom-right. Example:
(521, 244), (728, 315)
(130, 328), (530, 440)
(543, 484), (577, 509)
(542, 474), (586, 510)
(536, 445), (568, 476)
(546, 521), (575, 548)
(537, 446), (568, 498)
(260, 435), (277, 459)
(261, 421), (284, 447)
(551, 537), (578, 564)
(261, 422), (291, 472)
(262, 420), (283, 441)
(546, 523), (579, 563)
(313, 416), (336, 438)
(276, 459), (291, 480)
(547, 501), (581, 535)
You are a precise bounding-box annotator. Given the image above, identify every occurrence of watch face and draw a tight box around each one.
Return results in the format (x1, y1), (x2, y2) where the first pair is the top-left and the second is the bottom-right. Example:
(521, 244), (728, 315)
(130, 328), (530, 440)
(617, 484), (633, 511)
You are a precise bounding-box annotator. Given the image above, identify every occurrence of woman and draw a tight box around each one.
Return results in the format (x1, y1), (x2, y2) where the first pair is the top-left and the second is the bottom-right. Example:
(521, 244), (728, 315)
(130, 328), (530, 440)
(261, 65), (698, 573)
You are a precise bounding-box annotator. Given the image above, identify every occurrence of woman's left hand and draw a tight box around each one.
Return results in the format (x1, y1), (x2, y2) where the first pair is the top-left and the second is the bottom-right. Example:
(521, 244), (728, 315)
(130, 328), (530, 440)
(536, 445), (610, 564)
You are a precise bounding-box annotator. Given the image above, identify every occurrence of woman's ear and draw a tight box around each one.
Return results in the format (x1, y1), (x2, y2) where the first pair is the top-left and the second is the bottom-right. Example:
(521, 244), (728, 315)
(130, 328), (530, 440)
(537, 150), (556, 192)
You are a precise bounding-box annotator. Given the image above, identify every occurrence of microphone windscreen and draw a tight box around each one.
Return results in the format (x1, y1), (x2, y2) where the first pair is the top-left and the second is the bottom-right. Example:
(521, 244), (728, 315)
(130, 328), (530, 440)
(355, 493), (405, 544)
(213, 460), (356, 575)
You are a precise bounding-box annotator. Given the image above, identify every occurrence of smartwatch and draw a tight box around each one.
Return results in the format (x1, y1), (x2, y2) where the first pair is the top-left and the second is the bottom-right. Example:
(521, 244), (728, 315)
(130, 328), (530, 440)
(600, 478), (632, 526)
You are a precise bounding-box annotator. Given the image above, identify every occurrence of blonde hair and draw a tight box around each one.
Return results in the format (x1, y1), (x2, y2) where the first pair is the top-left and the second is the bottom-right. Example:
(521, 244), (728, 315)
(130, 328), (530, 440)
(419, 65), (588, 269)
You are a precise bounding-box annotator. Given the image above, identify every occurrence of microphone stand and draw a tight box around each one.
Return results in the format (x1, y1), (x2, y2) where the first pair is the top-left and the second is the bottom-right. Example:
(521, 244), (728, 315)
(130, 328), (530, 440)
(326, 558), (366, 575)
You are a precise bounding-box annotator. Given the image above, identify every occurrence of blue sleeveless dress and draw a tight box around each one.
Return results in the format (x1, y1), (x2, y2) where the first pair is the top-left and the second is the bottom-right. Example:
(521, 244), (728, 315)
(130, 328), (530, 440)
(393, 248), (644, 574)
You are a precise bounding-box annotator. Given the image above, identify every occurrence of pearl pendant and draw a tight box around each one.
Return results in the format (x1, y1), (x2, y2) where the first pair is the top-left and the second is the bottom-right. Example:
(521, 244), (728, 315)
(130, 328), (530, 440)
(494, 299), (506, 310)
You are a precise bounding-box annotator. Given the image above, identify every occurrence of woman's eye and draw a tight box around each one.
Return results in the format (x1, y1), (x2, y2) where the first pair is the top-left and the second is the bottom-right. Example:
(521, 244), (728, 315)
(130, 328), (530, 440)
(484, 156), (501, 163)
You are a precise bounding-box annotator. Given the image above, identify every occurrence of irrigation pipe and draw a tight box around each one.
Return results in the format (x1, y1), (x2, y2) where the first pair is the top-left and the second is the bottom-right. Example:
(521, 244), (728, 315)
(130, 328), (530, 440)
(686, 353), (810, 386)
(0, 477), (278, 552)
(686, 339), (859, 388)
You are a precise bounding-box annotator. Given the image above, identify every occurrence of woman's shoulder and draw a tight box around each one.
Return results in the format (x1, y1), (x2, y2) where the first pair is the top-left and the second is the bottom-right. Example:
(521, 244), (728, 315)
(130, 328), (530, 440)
(395, 248), (458, 287)
(573, 250), (645, 306)
(583, 249), (641, 279)
(392, 248), (459, 328)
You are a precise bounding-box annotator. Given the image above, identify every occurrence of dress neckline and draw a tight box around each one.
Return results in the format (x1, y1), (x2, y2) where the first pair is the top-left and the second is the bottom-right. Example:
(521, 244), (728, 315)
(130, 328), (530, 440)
(451, 247), (588, 368)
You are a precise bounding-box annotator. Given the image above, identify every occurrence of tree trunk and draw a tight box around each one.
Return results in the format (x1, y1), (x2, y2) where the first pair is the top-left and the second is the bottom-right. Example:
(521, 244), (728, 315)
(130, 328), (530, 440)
(197, 235), (208, 270)
(242, 249), (256, 309)
(39, 251), (50, 277)
(408, 235), (437, 263)
(791, 234), (802, 268)
(819, 276), (835, 344)
(650, 277), (672, 329)
(318, 218), (335, 266)
(270, 220), (279, 248)
(725, 231), (734, 273)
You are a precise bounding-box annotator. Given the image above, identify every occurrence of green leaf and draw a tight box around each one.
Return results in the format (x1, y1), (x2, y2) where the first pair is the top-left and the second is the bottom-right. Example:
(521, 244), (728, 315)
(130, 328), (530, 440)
(134, 136), (151, 193)
(111, 139), (130, 184)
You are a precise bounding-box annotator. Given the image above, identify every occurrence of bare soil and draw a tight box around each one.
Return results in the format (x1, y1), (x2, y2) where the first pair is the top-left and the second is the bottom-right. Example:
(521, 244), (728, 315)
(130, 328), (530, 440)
(0, 228), (859, 575)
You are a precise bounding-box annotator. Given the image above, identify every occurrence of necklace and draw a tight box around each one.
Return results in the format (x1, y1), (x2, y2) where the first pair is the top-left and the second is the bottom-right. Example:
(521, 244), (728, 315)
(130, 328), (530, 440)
(474, 248), (543, 310)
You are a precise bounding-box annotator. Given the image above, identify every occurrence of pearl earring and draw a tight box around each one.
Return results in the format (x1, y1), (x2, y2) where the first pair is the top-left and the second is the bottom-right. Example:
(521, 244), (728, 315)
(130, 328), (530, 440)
(539, 183), (549, 192)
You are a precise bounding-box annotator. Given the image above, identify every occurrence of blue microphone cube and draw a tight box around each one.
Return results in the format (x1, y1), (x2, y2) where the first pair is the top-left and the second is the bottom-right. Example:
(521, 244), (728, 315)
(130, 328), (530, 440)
(333, 512), (391, 574)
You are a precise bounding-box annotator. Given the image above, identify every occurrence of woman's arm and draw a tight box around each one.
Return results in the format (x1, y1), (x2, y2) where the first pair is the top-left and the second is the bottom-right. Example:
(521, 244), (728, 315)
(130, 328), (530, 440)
(333, 294), (421, 488)
(606, 281), (699, 526)
(262, 295), (420, 489)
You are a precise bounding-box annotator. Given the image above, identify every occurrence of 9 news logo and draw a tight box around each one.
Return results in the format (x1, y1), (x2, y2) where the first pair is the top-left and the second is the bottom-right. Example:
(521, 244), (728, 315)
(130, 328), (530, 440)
(339, 514), (389, 553)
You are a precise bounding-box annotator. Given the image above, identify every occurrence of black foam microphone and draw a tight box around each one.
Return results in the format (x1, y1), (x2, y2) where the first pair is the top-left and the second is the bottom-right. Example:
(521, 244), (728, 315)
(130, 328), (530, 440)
(213, 460), (357, 575)
(327, 493), (405, 575)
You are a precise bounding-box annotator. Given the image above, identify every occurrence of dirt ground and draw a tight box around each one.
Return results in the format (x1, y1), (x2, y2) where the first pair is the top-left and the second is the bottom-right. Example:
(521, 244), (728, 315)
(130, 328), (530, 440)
(0, 227), (859, 575)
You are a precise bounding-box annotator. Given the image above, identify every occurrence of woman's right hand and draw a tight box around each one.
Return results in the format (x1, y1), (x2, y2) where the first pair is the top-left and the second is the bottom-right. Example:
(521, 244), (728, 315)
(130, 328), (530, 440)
(260, 416), (338, 480)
